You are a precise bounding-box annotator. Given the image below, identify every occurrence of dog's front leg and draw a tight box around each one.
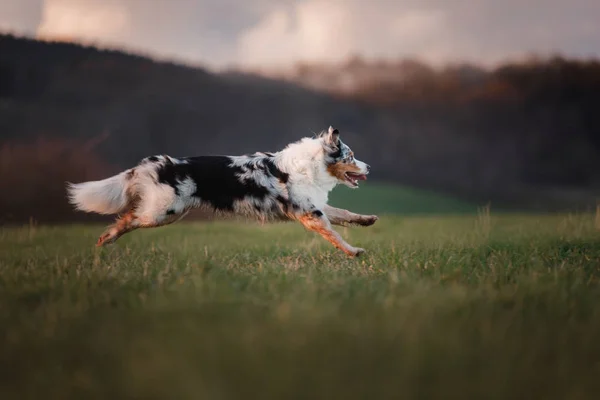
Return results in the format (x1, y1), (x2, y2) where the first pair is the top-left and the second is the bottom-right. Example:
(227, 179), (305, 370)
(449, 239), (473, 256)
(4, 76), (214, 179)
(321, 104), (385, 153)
(298, 211), (365, 257)
(323, 205), (378, 227)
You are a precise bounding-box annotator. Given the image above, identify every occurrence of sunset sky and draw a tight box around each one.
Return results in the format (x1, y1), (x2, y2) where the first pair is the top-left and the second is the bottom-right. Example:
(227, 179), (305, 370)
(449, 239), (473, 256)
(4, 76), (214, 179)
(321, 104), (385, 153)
(1, 0), (599, 69)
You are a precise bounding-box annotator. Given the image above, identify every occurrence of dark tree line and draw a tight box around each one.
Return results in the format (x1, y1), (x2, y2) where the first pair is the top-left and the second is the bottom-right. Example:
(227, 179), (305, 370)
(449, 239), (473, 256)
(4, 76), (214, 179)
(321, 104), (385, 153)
(1, 34), (599, 222)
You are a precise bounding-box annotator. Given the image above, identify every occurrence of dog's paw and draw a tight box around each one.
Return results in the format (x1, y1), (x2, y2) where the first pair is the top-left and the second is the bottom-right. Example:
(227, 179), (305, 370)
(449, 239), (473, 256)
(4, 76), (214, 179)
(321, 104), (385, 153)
(96, 233), (111, 247)
(349, 247), (366, 257)
(96, 229), (117, 247)
(360, 215), (378, 227)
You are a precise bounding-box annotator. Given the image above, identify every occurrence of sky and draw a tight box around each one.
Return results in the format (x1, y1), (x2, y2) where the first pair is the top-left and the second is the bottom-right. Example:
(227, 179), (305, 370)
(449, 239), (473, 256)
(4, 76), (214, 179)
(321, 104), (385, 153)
(1, 0), (600, 70)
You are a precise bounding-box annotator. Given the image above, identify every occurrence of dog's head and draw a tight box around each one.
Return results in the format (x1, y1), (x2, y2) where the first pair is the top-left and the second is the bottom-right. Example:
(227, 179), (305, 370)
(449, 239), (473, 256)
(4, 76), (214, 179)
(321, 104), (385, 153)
(320, 126), (370, 188)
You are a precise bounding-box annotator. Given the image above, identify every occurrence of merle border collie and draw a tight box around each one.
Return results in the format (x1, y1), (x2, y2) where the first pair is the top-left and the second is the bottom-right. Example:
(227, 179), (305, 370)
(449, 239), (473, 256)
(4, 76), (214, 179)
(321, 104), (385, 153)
(67, 126), (378, 257)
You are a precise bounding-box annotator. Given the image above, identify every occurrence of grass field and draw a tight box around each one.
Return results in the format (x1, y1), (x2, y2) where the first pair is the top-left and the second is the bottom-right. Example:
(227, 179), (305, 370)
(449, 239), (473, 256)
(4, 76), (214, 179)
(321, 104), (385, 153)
(2, 211), (600, 399)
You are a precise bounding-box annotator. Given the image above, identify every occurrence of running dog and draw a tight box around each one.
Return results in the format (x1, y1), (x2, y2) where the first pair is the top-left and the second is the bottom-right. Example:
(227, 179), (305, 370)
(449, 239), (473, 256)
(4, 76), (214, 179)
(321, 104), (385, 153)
(67, 126), (378, 257)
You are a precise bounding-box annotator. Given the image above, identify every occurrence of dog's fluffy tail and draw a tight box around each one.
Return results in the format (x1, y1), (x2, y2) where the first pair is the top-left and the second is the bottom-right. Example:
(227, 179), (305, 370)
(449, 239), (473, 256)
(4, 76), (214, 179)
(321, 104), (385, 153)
(67, 171), (132, 215)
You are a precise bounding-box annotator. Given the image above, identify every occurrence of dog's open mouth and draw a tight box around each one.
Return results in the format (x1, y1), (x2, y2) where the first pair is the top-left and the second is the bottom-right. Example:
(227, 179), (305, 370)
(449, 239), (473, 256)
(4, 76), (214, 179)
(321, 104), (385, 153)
(344, 171), (367, 187)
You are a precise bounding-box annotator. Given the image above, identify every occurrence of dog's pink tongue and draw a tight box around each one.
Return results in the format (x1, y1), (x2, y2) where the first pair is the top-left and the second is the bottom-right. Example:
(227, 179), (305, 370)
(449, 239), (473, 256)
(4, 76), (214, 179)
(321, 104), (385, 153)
(349, 173), (367, 181)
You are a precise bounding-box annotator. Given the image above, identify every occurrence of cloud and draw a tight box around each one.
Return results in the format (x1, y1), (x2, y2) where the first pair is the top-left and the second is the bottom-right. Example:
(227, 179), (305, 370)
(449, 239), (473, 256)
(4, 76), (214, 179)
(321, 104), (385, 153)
(30, 0), (295, 65)
(1, 0), (600, 68)
(237, 0), (600, 68)
(0, 0), (43, 35)
(238, 1), (450, 67)
(37, 0), (130, 43)
(238, 1), (353, 65)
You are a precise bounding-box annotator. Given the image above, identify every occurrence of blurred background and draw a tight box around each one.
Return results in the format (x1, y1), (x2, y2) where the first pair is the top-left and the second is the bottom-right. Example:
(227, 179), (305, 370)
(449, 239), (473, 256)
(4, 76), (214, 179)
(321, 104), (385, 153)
(1, 0), (600, 223)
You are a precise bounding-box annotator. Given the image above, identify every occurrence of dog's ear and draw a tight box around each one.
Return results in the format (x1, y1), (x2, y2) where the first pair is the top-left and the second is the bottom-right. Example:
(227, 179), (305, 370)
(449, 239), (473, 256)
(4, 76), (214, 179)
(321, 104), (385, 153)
(325, 126), (340, 147)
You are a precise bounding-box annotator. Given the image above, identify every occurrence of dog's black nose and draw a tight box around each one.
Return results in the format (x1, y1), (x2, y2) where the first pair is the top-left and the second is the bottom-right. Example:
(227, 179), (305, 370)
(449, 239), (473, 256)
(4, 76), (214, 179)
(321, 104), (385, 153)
(366, 164), (371, 172)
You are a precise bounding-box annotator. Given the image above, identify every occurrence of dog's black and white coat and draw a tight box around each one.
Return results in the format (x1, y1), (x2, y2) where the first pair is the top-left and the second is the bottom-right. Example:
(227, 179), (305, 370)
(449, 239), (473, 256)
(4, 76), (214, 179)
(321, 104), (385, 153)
(67, 126), (378, 257)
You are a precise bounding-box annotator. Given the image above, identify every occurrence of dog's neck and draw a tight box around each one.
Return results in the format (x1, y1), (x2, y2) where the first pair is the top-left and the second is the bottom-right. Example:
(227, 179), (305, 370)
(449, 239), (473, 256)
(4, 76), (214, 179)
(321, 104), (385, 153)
(274, 137), (338, 195)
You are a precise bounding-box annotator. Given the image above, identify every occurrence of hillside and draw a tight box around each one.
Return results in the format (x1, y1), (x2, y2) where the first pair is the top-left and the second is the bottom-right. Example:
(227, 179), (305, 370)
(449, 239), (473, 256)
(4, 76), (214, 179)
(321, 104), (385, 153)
(1, 34), (600, 222)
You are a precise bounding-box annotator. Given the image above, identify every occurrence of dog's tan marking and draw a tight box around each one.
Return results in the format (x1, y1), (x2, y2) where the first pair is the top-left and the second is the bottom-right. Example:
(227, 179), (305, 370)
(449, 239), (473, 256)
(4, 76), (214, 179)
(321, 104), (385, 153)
(326, 162), (362, 181)
(96, 207), (189, 247)
(323, 205), (378, 227)
(96, 211), (139, 246)
(297, 212), (365, 257)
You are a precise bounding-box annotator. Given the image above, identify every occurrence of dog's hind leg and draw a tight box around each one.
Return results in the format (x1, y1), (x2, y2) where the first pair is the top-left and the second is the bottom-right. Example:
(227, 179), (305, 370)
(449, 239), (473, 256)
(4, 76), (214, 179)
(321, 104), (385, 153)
(323, 205), (378, 227)
(96, 209), (187, 247)
(298, 211), (365, 257)
(96, 211), (140, 247)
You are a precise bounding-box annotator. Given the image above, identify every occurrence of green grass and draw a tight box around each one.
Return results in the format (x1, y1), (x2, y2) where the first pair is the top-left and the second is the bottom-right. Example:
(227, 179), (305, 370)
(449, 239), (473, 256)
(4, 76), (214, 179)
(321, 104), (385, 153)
(1, 213), (600, 399)
(328, 182), (477, 215)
